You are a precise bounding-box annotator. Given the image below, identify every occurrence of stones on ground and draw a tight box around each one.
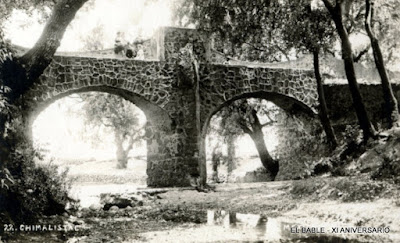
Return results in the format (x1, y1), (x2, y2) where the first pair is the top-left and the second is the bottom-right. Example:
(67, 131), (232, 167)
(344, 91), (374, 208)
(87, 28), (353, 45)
(109, 206), (119, 212)
(89, 203), (102, 211)
(101, 193), (144, 211)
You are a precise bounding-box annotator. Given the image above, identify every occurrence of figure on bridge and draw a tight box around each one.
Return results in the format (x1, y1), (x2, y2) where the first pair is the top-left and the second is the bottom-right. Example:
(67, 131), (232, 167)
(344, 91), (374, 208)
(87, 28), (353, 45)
(114, 31), (137, 58)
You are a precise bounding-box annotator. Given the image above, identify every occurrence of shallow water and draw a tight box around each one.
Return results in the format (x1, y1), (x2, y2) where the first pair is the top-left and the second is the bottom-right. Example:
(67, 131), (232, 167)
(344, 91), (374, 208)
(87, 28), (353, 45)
(70, 183), (146, 207)
(206, 210), (362, 242)
(138, 210), (364, 242)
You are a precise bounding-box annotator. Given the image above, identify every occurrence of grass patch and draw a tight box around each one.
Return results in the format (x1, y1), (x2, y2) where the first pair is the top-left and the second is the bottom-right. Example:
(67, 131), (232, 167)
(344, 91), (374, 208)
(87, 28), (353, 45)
(290, 176), (395, 202)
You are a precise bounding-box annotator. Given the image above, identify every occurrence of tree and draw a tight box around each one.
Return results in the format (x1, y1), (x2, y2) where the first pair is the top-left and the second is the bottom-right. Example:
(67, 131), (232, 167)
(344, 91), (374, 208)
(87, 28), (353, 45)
(80, 93), (144, 169)
(186, 0), (295, 62)
(280, 1), (338, 149)
(0, 0), (89, 224)
(80, 23), (105, 51)
(0, 0), (90, 168)
(210, 143), (222, 182)
(208, 109), (239, 178)
(213, 99), (280, 180)
(364, 0), (400, 128)
(1, 0), (89, 104)
(79, 25), (145, 169)
(321, 0), (377, 140)
(0, 0), (56, 24)
(229, 100), (279, 179)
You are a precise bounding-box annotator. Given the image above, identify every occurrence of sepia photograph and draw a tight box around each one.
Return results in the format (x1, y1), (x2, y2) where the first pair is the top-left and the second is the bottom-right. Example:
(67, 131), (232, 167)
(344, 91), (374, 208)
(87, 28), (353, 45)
(0, 0), (399, 242)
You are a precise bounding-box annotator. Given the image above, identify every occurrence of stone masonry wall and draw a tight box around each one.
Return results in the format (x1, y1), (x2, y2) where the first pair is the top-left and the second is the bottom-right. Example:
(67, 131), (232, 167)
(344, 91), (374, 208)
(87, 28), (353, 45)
(324, 83), (400, 129)
(199, 64), (318, 130)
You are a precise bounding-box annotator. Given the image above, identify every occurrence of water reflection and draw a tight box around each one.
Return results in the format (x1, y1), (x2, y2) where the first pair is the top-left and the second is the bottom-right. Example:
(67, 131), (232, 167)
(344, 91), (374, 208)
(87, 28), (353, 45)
(207, 210), (268, 238)
(206, 210), (362, 243)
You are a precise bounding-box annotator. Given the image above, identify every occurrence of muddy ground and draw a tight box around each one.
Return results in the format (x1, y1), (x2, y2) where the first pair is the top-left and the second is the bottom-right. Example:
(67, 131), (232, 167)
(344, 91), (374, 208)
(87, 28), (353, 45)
(2, 176), (400, 243)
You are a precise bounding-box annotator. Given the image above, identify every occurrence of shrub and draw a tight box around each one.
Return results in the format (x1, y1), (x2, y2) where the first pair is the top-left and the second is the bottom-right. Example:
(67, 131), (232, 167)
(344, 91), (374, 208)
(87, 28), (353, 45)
(1, 142), (72, 225)
(0, 117), (72, 227)
(372, 148), (400, 184)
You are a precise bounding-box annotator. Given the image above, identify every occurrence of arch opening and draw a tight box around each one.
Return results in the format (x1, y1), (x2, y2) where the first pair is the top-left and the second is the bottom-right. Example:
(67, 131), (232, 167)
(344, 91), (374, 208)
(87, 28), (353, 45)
(30, 89), (164, 207)
(200, 93), (327, 184)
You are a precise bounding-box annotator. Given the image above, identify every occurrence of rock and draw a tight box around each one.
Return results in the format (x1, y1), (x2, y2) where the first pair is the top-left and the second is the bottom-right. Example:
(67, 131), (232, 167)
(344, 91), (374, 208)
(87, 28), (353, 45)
(130, 194), (144, 203)
(101, 193), (144, 210)
(89, 204), (101, 211)
(73, 219), (85, 225)
(68, 216), (78, 223)
(109, 206), (119, 211)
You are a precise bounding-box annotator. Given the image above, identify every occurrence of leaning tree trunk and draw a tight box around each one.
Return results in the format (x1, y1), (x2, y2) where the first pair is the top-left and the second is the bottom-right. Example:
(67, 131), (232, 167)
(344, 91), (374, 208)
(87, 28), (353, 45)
(323, 0), (377, 141)
(246, 109), (279, 180)
(313, 49), (338, 149)
(365, 0), (400, 128)
(2, 0), (89, 104)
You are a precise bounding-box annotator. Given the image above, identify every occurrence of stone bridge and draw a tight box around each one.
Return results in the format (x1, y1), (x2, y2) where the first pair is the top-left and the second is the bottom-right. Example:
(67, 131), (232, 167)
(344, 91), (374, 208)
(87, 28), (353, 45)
(20, 27), (397, 187)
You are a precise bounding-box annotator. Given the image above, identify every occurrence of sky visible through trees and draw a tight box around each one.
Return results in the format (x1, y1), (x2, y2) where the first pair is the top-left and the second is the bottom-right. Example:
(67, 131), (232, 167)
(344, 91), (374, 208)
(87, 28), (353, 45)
(3, 0), (172, 51)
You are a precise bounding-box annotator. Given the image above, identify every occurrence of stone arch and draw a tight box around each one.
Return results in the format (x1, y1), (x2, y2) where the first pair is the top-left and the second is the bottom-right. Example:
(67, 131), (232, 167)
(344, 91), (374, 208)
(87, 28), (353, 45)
(198, 91), (318, 184)
(25, 85), (172, 135)
(201, 91), (317, 136)
(21, 83), (178, 187)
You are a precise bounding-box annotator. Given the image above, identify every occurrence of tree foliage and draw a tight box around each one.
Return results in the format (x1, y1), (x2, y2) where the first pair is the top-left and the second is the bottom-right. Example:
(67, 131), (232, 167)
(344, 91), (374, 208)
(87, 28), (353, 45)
(80, 93), (144, 169)
(0, 0), (56, 25)
(180, 0), (296, 62)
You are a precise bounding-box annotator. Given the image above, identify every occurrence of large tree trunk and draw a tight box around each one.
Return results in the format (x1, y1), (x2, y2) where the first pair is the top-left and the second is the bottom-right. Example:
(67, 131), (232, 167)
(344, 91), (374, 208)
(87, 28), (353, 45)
(114, 129), (137, 169)
(322, 0), (377, 141)
(116, 145), (129, 169)
(365, 0), (400, 128)
(246, 109), (279, 180)
(114, 133), (129, 169)
(313, 50), (338, 149)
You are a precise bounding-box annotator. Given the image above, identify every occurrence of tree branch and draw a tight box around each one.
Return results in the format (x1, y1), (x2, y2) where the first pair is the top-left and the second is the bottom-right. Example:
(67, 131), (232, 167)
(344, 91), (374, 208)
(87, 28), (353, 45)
(260, 121), (275, 127)
(322, 0), (335, 14)
(353, 44), (371, 62)
(19, 0), (89, 82)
